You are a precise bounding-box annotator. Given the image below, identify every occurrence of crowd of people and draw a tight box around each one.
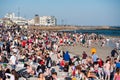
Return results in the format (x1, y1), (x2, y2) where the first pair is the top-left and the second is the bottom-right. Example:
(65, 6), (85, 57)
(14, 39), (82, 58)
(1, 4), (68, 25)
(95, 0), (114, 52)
(0, 25), (120, 80)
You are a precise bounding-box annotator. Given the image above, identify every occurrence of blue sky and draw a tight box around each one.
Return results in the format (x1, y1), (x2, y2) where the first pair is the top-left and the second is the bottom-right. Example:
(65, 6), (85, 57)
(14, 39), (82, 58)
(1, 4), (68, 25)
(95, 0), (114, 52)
(0, 0), (120, 26)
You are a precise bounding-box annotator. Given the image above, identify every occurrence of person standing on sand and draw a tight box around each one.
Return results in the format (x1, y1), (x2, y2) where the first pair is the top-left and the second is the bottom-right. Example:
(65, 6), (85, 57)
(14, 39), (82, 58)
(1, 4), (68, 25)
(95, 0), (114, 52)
(111, 48), (119, 58)
(87, 39), (92, 48)
(45, 53), (52, 75)
(91, 52), (98, 62)
(115, 42), (119, 50)
(101, 39), (106, 47)
(114, 68), (120, 80)
(104, 60), (111, 80)
(82, 38), (86, 47)
(82, 51), (88, 59)
(106, 38), (110, 44)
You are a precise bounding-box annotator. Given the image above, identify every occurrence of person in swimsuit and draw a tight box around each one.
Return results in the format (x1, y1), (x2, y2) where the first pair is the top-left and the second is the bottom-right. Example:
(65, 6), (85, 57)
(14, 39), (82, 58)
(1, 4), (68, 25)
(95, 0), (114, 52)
(114, 68), (120, 80)
(104, 60), (111, 80)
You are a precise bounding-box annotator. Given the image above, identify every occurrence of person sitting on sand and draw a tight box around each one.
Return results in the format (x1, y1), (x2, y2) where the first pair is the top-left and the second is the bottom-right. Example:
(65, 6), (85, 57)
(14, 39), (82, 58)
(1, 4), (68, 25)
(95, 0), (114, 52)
(87, 66), (98, 80)
(52, 72), (60, 80)
(26, 65), (35, 75)
(63, 51), (70, 62)
(37, 72), (45, 80)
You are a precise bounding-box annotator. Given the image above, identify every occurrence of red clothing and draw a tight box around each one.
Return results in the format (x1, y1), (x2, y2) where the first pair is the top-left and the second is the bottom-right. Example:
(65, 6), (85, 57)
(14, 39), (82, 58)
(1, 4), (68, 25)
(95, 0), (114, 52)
(39, 60), (45, 65)
(114, 74), (120, 80)
(98, 59), (103, 67)
(60, 60), (65, 67)
(22, 40), (26, 47)
(72, 70), (76, 76)
(60, 39), (63, 43)
(29, 39), (32, 43)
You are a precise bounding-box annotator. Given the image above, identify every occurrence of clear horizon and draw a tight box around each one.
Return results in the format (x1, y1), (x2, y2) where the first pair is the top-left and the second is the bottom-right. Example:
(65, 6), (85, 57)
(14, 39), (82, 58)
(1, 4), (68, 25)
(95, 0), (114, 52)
(0, 0), (120, 26)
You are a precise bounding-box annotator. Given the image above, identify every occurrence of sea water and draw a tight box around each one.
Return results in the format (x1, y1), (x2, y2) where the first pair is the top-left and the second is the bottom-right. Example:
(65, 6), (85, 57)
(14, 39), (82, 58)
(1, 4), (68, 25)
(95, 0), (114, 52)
(63, 28), (120, 48)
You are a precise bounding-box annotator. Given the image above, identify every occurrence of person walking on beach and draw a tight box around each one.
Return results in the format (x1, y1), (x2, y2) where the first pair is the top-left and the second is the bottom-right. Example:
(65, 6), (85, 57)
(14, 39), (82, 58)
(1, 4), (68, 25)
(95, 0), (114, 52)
(111, 48), (119, 58)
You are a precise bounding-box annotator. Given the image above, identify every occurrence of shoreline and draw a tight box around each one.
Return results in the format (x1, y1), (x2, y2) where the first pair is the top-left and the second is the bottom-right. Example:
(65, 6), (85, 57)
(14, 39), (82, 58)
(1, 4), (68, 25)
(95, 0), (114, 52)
(26, 26), (120, 37)
(27, 25), (120, 31)
(27, 26), (120, 37)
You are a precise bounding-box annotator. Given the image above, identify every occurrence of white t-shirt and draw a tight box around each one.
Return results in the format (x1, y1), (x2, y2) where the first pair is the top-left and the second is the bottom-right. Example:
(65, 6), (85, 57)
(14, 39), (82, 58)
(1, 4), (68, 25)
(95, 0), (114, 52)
(5, 73), (15, 80)
(10, 55), (16, 65)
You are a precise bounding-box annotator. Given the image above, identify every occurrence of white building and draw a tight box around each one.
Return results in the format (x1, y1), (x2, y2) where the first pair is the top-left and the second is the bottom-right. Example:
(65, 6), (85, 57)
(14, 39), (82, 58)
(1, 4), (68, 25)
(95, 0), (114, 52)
(40, 16), (56, 26)
(28, 16), (57, 26)
(0, 19), (3, 24)
(4, 13), (57, 26)
(4, 13), (27, 25)
(28, 19), (34, 25)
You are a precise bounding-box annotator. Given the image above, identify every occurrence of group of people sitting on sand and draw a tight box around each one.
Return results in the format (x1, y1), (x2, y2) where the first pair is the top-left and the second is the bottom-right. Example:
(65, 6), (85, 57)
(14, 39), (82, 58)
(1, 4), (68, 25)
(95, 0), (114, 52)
(0, 25), (120, 80)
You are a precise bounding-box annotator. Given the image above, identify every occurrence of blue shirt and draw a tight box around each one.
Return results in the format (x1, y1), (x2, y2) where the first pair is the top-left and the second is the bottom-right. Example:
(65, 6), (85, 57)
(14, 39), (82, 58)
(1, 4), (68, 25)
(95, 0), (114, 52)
(92, 54), (98, 62)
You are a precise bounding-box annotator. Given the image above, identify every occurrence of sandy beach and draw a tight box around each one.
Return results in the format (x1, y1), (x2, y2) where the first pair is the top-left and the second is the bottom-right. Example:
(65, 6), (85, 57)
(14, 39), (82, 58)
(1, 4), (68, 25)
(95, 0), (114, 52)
(0, 26), (120, 80)
(27, 26), (111, 31)
(60, 43), (113, 61)
(19, 43), (115, 80)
